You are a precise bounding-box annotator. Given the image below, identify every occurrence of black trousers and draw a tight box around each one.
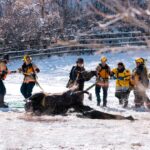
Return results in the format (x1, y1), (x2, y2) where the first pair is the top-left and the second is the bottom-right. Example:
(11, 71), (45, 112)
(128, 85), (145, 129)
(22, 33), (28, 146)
(95, 85), (108, 106)
(0, 80), (6, 96)
(21, 82), (35, 99)
(115, 89), (130, 104)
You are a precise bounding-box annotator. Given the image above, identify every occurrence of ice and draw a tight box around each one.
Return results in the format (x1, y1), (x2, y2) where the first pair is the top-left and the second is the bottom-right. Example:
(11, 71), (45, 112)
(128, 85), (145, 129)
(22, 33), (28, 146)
(0, 50), (150, 150)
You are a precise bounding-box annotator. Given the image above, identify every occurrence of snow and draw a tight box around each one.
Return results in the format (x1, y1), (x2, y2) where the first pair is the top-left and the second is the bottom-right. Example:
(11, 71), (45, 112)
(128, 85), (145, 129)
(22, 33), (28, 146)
(0, 50), (150, 150)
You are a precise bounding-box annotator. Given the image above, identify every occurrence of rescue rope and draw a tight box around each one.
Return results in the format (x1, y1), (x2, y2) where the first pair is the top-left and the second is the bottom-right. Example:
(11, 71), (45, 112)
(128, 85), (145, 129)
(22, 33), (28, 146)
(23, 72), (45, 92)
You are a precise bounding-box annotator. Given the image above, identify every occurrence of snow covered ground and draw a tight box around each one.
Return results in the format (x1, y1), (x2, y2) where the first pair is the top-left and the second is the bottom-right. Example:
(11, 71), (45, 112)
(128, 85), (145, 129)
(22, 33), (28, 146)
(0, 49), (150, 150)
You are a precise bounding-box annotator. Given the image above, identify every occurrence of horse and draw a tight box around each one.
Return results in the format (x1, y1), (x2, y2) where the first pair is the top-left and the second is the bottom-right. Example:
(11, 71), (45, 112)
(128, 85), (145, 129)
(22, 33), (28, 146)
(25, 71), (134, 120)
(25, 70), (96, 114)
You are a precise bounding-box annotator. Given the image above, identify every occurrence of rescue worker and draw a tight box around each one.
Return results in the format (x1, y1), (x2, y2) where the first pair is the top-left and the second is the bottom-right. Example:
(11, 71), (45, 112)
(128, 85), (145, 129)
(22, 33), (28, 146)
(131, 58), (150, 108)
(111, 62), (131, 108)
(67, 58), (85, 91)
(95, 56), (111, 107)
(18, 55), (40, 99)
(0, 54), (16, 108)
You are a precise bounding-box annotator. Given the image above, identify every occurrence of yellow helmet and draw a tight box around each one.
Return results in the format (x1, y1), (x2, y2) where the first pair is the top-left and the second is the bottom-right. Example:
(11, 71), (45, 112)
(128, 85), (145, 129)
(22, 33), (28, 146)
(23, 55), (32, 62)
(135, 58), (144, 63)
(101, 56), (107, 62)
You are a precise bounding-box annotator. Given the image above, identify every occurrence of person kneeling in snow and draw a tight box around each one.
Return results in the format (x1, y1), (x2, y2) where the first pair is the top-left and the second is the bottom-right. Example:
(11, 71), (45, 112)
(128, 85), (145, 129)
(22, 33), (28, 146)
(131, 58), (150, 108)
(18, 55), (40, 99)
(111, 62), (131, 108)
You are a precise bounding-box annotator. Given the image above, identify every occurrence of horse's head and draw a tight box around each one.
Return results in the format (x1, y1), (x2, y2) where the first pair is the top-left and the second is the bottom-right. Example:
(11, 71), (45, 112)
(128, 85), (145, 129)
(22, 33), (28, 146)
(25, 92), (45, 112)
(81, 71), (96, 81)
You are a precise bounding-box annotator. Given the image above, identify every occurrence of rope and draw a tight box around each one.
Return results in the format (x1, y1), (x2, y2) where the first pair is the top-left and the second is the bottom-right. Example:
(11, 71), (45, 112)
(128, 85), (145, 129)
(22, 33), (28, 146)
(41, 94), (46, 107)
(23, 72), (45, 92)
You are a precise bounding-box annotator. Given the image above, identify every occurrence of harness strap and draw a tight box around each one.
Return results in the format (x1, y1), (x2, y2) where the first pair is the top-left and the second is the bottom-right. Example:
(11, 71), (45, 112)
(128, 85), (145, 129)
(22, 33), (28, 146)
(41, 95), (46, 107)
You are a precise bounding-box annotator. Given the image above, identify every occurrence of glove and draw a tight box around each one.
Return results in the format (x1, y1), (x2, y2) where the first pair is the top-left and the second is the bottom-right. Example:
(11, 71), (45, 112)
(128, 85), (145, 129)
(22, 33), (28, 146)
(117, 77), (124, 80)
(110, 76), (117, 80)
(11, 71), (17, 73)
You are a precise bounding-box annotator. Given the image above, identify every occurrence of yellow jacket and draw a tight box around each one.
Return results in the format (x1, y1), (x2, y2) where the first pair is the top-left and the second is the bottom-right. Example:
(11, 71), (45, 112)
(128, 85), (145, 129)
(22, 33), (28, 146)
(111, 68), (131, 90)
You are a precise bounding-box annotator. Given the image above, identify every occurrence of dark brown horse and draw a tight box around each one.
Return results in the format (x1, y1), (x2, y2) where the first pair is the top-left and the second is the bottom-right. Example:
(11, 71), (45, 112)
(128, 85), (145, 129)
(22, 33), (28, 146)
(25, 71), (134, 120)
(25, 90), (134, 120)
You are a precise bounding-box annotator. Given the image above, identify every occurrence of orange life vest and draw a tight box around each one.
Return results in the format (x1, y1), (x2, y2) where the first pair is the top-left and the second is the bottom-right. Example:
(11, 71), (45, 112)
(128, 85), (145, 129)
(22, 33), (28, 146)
(22, 63), (36, 83)
(97, 64), (110, 79)
(96, 64), (110, 87)
(0, 61), (8, 80)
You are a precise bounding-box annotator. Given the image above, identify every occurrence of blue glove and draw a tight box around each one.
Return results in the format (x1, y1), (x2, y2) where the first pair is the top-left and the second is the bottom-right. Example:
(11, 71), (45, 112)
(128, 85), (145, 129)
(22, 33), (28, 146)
(113, 76), (117, 80)
(110, 76), (117, 80)
(117, 77), (124, 80)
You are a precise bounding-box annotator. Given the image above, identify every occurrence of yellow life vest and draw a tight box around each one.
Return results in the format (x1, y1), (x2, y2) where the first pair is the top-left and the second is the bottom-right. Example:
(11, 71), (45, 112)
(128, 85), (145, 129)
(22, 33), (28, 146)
(22, 63), (36, 83)
(26, 66), (34, 74)
(97, 64), (110, 79)
(112, 68), (131, 88)
(96, 64), (110, 87)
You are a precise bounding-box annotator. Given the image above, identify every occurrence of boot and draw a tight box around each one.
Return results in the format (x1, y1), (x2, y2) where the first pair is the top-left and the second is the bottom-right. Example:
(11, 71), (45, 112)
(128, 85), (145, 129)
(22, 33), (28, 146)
(103, 101), (107, 107)
(97, 98), (101, 106)
(0, 95), (8, 108)
(119, 99), (123, 105)
(103, 103), (107, 107)
(0, 103), (8, 108)
(123, 100), (128, 108)
(135, 103), (142, 108)
(97, 102), (100, 106)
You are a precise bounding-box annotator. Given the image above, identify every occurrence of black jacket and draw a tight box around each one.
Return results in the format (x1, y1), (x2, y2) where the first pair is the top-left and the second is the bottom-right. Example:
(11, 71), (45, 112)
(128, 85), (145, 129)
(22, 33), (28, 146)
(70, 66), (85, 82)
(69, 66), (85, 91)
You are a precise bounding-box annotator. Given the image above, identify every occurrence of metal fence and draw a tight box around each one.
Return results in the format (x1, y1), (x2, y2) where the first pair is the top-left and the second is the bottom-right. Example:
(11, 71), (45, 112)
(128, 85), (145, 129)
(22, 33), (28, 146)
(0, 31), (149, 59)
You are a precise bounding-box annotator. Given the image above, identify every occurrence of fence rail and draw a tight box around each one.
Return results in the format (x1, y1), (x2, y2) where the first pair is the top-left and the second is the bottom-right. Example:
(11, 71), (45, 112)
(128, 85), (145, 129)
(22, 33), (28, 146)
(0, 31), (149, 59)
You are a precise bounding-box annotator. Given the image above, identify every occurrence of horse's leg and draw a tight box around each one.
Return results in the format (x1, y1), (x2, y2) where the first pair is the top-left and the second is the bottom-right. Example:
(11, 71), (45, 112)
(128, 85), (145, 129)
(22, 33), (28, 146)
(73, 104), (94, 114)
(82, 110), (134, 120)
(76, 105), (134, 120)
